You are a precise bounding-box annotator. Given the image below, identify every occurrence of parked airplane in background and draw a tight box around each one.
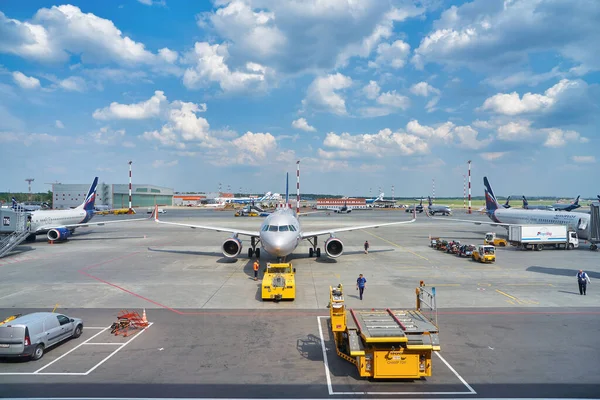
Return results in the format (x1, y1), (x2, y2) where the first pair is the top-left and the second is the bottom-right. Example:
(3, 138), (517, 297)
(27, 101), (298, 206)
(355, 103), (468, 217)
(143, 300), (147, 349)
(366, 193), (384, 204)
(428, 177), (594, 247)
(406, 199), (424, 213)
(522, 196), (554, 211)
(552, 195), (581, 212)
(427, 197), (452, 216)
(25, 177), (146, 243)
(502, 196), (511, 209)
(154, 164), (416, 260)
(327, 201), (351, 213)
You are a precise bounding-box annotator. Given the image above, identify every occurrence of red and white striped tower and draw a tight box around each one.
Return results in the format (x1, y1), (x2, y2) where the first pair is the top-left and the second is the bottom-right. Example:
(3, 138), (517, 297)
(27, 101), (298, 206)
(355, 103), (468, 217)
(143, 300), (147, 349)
(463, 175), (467, 209)
(468, 160), (472, 214)
(432, 178), (435, 204)
(128, 161), (133, 212)
(296, 160), (300, 213)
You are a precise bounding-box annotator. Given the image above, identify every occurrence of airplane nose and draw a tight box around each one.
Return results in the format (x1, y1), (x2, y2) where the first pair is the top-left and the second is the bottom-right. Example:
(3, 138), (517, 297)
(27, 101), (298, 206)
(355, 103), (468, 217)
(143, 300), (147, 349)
(264, 235), (295, 257)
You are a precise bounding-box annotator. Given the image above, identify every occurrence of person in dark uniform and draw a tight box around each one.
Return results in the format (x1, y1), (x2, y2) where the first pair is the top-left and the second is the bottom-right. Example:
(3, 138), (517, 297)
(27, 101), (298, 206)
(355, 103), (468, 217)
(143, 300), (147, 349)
(356, 274), (367, 300)
(364, 240), (370, 254)
(577, 270), (591, 295)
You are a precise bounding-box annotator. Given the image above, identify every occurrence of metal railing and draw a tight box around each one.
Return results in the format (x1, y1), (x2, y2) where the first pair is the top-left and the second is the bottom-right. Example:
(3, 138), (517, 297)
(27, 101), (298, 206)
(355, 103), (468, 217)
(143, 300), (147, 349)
(416, 282), (438, 327)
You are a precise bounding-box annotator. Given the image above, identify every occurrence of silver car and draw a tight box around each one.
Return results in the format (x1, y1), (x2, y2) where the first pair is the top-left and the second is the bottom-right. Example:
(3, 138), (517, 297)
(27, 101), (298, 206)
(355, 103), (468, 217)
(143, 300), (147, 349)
(0, 312), (83, 360)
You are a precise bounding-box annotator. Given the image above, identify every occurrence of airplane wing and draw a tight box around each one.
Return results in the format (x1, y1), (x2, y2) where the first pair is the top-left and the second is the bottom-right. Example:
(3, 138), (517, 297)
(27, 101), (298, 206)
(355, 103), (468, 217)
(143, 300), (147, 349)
(36, 216), (149, 232)
(153, 207), (259, 237)
(301, 217), (416, 238)
(425, 210), (510, 228)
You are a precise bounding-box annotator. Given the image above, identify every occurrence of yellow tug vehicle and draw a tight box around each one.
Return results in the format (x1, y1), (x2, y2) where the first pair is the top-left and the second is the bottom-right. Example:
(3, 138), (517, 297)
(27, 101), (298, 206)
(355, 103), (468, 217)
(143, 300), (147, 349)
(329, 282), (440, 379)
(261, 263), (296, 301)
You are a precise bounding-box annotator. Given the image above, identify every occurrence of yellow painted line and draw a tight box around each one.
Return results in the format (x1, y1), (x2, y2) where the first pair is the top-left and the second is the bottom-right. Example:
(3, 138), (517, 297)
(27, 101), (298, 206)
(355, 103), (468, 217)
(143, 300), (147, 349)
(495, 289), (518, 300)
(362, 230), (430, 261)
(506, 283), (554, 287)
(478, 283), (491, 286)
(506, 300), (515, 305)
(425, 283), (461, 287)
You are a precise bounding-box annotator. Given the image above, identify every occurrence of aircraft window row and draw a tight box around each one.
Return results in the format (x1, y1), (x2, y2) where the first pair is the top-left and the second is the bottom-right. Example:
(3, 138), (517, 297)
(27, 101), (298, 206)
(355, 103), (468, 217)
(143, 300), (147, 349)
(262, 225), (297, 232)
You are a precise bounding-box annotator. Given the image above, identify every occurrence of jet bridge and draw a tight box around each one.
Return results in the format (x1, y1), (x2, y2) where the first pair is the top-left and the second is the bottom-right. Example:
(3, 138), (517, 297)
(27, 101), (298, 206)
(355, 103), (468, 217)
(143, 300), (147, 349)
(329, 282), (440, 379)
(0, 206), (30, 258)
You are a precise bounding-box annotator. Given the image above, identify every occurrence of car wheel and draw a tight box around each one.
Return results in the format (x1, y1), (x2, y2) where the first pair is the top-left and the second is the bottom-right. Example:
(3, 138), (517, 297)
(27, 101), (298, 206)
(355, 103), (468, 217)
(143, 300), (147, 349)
(73, 324), (83, 338)
(31, 344), (44, 361)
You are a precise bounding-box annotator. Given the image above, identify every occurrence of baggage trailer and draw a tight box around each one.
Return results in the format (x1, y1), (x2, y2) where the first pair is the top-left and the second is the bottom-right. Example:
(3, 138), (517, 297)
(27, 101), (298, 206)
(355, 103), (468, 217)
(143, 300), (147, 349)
(508, 225), (578, 251)
(328, 283), (440, 379)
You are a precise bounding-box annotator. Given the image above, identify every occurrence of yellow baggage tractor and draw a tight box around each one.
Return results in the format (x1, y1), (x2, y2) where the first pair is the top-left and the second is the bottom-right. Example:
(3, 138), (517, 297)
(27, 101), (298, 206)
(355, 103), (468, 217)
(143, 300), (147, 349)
(261, 263), (296, 301)
(329, 282), (440, 379)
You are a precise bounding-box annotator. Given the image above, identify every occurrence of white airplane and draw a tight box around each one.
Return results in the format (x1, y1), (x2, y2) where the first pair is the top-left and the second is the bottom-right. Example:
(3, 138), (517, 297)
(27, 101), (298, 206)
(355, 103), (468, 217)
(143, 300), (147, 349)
(327, 200), (352, 214)
(25, 177), (147, 243)
(427, 176), (595, 249)
(154, 165), (416, 260)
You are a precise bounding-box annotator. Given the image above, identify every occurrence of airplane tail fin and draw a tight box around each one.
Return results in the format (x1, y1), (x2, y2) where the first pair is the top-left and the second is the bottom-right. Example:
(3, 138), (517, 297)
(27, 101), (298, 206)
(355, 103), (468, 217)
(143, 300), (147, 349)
(522, 195), (529, 208)
(428, 196), (432, 206)
(77, 177), (98, 212)
(483, 177), (501, 211)
(574, 195), (580, 205)
(11, 197), (17, 210)
(285, 172), (289, 207)
(504, 195), (511, 207)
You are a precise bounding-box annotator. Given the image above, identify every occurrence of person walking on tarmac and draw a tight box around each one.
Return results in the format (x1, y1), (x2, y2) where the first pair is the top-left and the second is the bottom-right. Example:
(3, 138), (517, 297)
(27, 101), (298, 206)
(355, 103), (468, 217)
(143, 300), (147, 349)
(26, 215), (32, 231)
(577, 269), (591, 295)
(364, 240), (370, 254)
(356, 274), (367, 300)
(253, 260), (260, 281)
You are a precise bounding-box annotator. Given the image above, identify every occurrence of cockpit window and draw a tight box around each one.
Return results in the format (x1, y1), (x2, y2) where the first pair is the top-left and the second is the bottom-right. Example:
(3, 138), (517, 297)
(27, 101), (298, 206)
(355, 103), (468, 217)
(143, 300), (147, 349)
(262, 225), (269, 231)
(289, 225), (296, 231)
(279, 225), (289, 232)
(269, 225), (278, 232)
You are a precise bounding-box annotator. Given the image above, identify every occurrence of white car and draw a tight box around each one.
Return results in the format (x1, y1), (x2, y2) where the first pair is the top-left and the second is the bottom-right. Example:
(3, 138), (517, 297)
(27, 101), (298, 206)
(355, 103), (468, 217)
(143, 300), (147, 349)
(147, 207), (166, 214)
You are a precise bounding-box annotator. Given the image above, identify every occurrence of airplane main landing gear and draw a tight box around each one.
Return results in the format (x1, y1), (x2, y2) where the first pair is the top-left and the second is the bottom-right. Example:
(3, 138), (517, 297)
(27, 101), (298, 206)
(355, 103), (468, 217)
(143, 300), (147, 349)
(249, 237), (261, 258)
(307, 236), (321, 258)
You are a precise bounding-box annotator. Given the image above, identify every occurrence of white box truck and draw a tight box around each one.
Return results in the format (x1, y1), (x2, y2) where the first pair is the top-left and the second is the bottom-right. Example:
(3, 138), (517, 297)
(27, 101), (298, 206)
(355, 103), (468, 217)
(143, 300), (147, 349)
(508, 225), (578, 251)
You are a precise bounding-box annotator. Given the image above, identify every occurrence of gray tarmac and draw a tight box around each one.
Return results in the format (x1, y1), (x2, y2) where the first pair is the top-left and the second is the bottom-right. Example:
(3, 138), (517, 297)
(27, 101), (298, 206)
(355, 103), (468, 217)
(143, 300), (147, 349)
(1, 208), (599, 398)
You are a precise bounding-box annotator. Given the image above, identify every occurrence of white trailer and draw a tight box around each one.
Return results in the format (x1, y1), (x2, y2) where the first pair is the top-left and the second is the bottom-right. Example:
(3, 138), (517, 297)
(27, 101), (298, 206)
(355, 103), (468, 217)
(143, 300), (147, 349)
(508, 225), (578, 251)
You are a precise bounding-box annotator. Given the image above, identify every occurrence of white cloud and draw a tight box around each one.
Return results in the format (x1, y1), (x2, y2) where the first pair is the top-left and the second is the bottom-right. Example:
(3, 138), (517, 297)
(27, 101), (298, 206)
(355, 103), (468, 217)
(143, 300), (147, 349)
(481, 152), (507, 161)
(93, 90), (167, 120)
(410, 82), (440, 97)
(153, 159), (179, 168)
(0, 6), (176, 68)
(301, 73), (352, 115)
(406, 120), (491, 150)
(55, 120), (64, 129)
(230, 132), (277, 164)
(412, 1), (600, 74)
(481, 79), (583, 116)
(323, 128), (430, 157)
(369, 40), (410, 69)
(183, 42), (270, 92)
(376, 91), (410, 110)
(406, 120), (454, 142)
(198, 1), (425, 75)
(542, 128), (585, 148)
(158, 48), (178, 64)
(291, 118), (316, 132)
(12, 71), (41, 89)
(496, 120), (533, 141)
(571, 156), (596, 164)
(59, 76), (87, 92)
(362, 81), (380, 100)
(495, 120), (587, 147)
(89, 126), (126, 145)
(0, 131), (58, 146)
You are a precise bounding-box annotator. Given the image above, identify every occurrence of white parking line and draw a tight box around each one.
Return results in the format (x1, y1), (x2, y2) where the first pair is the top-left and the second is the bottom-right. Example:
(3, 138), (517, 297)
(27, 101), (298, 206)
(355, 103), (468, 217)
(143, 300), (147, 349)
(0, 323), (152, 376)
(316, 316), (477, 396)
(33, 327), (110, 373)
(83, 322), (153, 375)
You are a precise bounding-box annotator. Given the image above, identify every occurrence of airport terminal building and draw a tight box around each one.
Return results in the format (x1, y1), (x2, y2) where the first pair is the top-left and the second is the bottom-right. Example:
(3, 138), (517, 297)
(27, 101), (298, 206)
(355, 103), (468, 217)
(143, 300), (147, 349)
(52, 183), (174, 209)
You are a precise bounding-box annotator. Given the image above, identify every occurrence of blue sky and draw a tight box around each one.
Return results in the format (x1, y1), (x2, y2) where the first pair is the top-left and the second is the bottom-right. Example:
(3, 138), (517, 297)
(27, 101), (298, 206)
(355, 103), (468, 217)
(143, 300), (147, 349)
(1, 0), (599, 198)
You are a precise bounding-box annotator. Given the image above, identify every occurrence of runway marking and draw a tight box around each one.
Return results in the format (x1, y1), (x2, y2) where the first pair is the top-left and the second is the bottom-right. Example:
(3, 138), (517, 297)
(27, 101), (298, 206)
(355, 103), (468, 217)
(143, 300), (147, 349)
(0, 289), (28, 300)
(316, 316), (476, 396)
(477, 283), (491, 286)
(361, 230), (430, 261)
(506, 283), (554, 287)
(495, 289), (518, 301)
(495, 289), (539, 305)
(424, 283), (461, 287)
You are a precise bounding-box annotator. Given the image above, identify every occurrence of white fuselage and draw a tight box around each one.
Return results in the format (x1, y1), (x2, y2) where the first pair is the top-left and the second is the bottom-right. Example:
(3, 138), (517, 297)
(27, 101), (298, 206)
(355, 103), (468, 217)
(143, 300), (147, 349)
(29, 208), (91, 232)
(490, 208), (591, 240)
(258, 208), (302, 257)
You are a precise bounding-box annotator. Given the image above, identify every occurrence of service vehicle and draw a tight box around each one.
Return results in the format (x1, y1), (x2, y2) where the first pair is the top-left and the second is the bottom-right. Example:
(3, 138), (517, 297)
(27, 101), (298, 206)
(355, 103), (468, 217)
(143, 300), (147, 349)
(261, 262), (296, 301)
(0, 312), (83, 360)
(472, 245), (496, 263)
(446, 241), (461, 254)
(147, 207), (165, 214)
(507, 225), (578, 251)
(429, 237), (440, 248)
(484, 232), (507, 247)
(328, 282), (440, 379)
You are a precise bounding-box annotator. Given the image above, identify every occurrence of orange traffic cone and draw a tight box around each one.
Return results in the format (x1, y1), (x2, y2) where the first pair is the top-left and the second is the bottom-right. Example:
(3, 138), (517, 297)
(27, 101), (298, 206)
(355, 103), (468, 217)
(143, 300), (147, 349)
(142, 308), (147, 323)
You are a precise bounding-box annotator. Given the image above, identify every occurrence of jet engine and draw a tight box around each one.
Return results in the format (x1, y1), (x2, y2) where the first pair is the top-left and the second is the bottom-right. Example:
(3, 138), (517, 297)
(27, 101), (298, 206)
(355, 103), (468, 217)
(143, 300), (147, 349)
(222, 237), (242, 258)
(47, 227), (71, 242)
(325, 237), (344, 258)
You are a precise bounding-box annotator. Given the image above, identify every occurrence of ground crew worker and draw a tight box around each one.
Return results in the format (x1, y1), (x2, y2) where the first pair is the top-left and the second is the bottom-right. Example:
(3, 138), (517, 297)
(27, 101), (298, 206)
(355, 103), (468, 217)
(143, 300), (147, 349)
(26, 215), (32, 231)
(356, 274), (367, 300)
(253, 260), (260, 281)
(577, 269), (591, 295)
(364, 240), (370, 254)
